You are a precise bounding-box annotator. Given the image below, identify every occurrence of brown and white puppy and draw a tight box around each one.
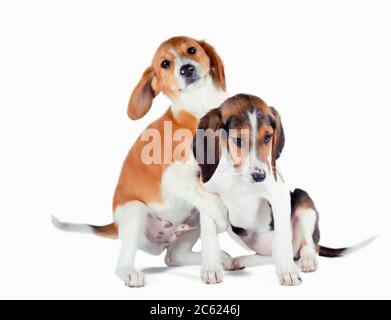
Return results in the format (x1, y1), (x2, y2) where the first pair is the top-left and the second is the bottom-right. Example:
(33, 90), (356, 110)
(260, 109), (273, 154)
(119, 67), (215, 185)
(52, 36), (230, 287)
(193, 94), (375, 285)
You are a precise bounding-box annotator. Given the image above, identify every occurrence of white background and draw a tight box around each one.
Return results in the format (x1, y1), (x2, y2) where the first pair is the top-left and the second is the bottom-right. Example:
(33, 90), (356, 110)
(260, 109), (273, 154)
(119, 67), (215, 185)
(0, 0), (390, 299)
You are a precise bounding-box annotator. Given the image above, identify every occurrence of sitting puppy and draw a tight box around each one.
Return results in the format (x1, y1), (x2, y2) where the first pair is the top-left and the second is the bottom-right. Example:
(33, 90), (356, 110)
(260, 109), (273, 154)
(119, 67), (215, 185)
(193, 94), (375, 285)
(52, 36), (230, 287)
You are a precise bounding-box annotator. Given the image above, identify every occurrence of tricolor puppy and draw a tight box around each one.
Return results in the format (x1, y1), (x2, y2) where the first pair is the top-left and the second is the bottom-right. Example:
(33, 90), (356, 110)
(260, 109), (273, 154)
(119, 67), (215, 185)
(52, 36), (230, 287)
(193, 94), (375, 286)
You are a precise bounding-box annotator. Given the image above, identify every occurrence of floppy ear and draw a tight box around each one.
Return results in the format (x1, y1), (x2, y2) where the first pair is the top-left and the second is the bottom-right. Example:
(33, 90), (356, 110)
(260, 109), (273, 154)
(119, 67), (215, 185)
(270, 107), (285, 181)
(127, 66), (159, 120)
(197, 40), (226, 91)
(193, 108), (224, 183)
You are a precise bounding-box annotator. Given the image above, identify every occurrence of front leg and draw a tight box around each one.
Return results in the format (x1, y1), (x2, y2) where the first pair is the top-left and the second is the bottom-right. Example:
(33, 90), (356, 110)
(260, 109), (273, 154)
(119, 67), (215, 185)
(200, 213), (224, 284)
(163, 163), (228, 284)
(163, 162), (229, 234)
(269, 187), (302, 286)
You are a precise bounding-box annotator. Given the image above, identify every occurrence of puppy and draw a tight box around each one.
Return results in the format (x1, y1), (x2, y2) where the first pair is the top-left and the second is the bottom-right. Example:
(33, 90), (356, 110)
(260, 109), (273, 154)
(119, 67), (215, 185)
(193, 94), (375, 285)
(52, 36), (230, 287)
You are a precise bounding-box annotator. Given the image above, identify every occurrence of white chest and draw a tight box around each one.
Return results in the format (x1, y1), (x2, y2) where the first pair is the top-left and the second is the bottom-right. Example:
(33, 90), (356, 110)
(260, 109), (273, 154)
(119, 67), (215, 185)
(203, 161), (273, 231)
(171, 76), (228, 118)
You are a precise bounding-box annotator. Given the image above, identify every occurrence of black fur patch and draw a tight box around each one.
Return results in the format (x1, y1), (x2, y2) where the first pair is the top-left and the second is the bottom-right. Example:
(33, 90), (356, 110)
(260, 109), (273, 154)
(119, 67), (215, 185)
(192, 108), (223, 183)
(269, 210), (274, 231)
(231, 224), (248, 237)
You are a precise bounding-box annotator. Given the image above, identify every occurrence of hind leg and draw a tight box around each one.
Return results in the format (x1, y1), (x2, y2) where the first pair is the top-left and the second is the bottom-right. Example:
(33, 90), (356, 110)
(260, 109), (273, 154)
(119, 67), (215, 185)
(296, 212), (319, 273)
(165, 225), (202, 266)
(291, 189), (320, 273)
(114, 201), (148, 287)
(165, 224), (231, 268)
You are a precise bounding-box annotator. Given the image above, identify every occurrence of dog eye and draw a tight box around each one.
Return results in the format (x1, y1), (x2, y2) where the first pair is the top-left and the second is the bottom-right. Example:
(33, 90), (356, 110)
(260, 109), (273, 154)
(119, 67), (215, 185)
(161, 60), (170, 69)
(232, 137), (243, 147)
(187, 47), (197, 55)
(264, 134), (272, 144)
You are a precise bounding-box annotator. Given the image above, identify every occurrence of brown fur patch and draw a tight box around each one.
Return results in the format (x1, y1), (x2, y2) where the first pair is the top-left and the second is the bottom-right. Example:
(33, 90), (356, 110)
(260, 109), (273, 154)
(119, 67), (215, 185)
(299, 240), (319, 253)
(258, 127), (274, 170)
(91, 223), (118, 239)
(113, 109), (198, 211)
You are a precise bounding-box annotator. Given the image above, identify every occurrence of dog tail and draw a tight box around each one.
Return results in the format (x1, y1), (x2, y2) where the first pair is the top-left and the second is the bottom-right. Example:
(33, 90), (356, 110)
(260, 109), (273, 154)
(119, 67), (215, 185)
(51, 215), (118, 239)
(318, 235), (378, 258)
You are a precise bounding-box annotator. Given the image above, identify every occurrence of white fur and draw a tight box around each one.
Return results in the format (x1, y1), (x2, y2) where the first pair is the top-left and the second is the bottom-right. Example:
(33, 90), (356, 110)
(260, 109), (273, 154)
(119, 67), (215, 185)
(296, 208), (317, 249)
(170, 48), (228, 119)
(171, 76), (228, 118)
(344, 235), (378, 255)
(248, 111), (258, 168)
(292, 208), (318, 272)
(51, 215), (93, 234)
(114, 201), (148, 287)
(248, 111), (271, 179)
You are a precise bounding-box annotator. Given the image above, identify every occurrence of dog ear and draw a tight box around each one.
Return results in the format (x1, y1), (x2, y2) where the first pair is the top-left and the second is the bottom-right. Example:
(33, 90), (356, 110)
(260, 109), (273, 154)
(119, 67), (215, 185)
(127, 66), (160, 120)
(270, 107), (285, 181)
(193, 108), (224, 183)
(197, 40), (226, 91)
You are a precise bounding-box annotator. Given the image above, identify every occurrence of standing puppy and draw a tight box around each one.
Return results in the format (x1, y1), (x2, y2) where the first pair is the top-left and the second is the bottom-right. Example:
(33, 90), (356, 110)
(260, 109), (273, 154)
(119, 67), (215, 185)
(193, 94), (375, 285)
(52, 36), (230, 287)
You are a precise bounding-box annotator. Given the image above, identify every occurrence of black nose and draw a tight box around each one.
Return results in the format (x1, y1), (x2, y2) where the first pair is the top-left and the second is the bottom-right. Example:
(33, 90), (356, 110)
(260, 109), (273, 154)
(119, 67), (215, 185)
(180, 64), (195, 77)
(251, 170), (266, 182)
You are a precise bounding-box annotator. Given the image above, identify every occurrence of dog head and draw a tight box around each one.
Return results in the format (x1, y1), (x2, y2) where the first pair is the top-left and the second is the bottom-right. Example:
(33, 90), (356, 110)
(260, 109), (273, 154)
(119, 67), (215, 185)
(193, 94), (285, 184)
(127, 36), (226, 120)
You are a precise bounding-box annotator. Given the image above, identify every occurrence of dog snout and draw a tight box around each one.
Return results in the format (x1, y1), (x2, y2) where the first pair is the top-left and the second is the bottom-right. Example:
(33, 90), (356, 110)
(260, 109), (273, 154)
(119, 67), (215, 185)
(180, 64), (195, 78)
(251, 168), (266, 183)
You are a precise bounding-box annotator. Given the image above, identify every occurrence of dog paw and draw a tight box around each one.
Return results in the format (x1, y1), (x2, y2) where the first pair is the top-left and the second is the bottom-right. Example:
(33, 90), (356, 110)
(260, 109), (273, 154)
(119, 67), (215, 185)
(278, 272), (302, 286)
(223, 256), (246, 271)
(276, 264), (302, 286)
(300, 248), (318, 273)
(201, 265), (224, 284)
(220, 251), (246, 271)
(116, 267), (145, 288)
